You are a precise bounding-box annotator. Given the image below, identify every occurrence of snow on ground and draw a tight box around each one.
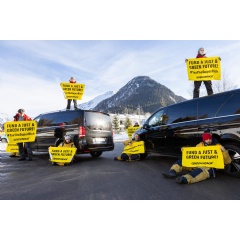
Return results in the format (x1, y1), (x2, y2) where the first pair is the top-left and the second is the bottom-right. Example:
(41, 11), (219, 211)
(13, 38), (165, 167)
(113, 131), (129, 142)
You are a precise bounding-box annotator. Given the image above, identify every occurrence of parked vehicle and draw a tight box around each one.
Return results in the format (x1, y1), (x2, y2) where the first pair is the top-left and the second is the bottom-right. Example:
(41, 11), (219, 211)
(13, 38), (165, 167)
(135, 88), (240, 177)
(32, 109), (114, 158)
(0, 133), (8, 143)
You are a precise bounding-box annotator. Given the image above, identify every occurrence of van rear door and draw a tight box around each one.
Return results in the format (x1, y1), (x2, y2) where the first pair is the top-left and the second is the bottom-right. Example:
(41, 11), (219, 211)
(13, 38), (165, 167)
(84, 111), (113, 147)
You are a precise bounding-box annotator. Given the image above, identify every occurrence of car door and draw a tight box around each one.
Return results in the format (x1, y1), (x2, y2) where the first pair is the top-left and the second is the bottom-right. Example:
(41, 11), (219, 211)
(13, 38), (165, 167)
(166, 100), (199, 155)
(35, 113), (59, 151)
(142, 108), (173, 153)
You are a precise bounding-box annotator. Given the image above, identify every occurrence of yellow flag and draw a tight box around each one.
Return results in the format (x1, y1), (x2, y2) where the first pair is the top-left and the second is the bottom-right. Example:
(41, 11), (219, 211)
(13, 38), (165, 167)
(60, 82), (85, 100)
(186, 56), (221, 81)
(49, 147), (77, 163)
(182, 146), (224, 169)
(5, 121), (37, 143)
(123, 141), (145, 154)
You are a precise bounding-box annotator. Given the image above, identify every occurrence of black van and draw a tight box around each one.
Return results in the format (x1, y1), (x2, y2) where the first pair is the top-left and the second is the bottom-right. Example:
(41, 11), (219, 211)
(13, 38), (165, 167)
(136, 88), (240, 177)
(32, 110), (114, 157)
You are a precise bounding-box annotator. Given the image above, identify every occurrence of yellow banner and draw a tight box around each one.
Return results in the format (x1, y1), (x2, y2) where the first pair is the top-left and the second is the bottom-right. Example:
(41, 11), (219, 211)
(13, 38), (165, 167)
(127, 126), (140, 138)
(49, 147), (77, 163)
(4, 121), (37, 143)
(60, 82), (85, 100)
(182, 146), (224, 169)
(6, 143), (19, 153)
(186, 56), (221, 81)
(123, 141), (145, 154)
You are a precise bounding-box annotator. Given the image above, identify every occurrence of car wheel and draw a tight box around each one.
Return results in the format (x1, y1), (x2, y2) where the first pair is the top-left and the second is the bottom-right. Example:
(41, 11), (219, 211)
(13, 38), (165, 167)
(140, 153), (148, 160)
(90, 151), (102, 158)
(222, 144), (240, 178)
(1, 138), (7, 143)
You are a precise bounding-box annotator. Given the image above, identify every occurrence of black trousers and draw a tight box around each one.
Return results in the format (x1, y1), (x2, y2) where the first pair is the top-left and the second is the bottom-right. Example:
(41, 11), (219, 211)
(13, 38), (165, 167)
(66, 99), (78, 109)
(17, 142), (33, 158)
(193, 81), (213, 98)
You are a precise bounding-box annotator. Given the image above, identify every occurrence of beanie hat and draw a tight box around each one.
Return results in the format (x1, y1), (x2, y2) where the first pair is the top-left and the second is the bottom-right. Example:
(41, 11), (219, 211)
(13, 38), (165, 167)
(18, 109), (25, 114)
(64, 135), (72, 141)
(202, 133), (212, 141)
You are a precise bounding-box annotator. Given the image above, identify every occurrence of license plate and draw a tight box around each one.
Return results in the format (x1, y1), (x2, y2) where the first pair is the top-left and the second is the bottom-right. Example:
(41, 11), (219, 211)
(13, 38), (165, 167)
(93, 138), (106, 143)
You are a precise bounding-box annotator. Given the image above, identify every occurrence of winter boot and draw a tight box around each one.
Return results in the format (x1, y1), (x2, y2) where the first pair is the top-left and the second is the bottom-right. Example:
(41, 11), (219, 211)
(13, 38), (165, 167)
(162, 169), (177, 179)
(175, 176), (188, 184)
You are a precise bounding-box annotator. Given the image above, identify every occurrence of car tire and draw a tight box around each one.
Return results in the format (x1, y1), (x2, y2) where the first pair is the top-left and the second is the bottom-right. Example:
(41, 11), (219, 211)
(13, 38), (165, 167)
(1, 138), (7, 143)
(221, 144), (240, 178)
(140, 153), (148, 160)
(90, 151), (102, 158)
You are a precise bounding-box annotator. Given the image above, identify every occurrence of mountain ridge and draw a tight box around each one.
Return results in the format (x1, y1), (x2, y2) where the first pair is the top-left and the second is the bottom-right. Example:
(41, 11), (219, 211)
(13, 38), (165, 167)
(93, 76), (186, 114)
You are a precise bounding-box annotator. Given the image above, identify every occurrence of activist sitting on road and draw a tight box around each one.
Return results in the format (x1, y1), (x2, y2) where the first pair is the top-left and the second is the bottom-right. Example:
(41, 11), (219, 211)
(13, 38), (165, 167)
(66, 77), (79, 110)
(162, 133), (232, 184)
(14, 109), (33, 161)
(114, 133), (145, 161)
(50, 135), (77, 166)
(58, 135), (76, 148)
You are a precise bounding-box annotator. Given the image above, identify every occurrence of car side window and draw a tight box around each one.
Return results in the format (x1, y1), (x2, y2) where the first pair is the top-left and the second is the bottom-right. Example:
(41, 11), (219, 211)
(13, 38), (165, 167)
(167, 101), (197, 124)
(38, 113), (59, 127)
(34, 116), (41, 126)
(216, 93), (240, 116)
(198, 94), (230, 119)
(56, 111), (81, 126)
(148, 110), (165, 127)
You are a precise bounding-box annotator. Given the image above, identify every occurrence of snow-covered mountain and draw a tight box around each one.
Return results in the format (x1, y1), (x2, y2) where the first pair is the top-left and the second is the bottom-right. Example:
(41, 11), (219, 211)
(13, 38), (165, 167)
(94, 76), (186, 114)
(78, 91), (114, 110)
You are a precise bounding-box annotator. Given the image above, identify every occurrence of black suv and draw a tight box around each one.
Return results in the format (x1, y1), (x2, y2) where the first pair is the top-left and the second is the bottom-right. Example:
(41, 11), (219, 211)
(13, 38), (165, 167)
(136, 88), (240, 177)
(32, 110), (114, 157)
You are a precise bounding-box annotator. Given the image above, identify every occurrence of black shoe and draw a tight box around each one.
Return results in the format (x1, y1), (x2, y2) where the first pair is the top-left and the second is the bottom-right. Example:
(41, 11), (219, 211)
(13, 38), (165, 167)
(74, 107), (79, 110)
(162, 170), (177, 178)
(176, 176), (188, 184)
(114, 157), (118, 161)
(27, 158), (32, 161)
(18, 157), (26, 161)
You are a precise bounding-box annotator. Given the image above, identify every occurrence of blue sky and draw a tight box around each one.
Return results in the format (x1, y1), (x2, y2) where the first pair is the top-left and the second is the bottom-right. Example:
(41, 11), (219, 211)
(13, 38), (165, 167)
(1, 40), (240, 119)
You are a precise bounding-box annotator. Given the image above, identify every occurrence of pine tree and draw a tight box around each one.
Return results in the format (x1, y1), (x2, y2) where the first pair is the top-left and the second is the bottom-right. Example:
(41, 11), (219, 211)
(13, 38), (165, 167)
(112, 115), (120, 132)
(124, 117), (132, 130)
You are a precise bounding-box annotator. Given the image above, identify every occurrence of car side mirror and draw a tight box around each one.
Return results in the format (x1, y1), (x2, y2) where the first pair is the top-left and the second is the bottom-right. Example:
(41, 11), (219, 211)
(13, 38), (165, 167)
(143, 123), (150, 129)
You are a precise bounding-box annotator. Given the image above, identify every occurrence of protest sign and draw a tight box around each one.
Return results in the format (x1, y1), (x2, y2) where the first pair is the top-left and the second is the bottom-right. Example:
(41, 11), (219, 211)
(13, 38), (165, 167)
(4, 121), (37, 143)
(182, 146), (224, 169)
(186, 57), (221, 81)
(60, 82), (85, 100)
(127, 126), (140, 139)
(6, 143), (19, 153)
(123, 141), (145, 154)
(49, 147), (77, 163)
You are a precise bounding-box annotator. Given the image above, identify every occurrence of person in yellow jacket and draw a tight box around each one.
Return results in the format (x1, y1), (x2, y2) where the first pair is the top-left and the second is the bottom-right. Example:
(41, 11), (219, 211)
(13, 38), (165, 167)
(162, 133), (232, 184)
(50, 135), (77, 166)
(114, 133), (144, 161)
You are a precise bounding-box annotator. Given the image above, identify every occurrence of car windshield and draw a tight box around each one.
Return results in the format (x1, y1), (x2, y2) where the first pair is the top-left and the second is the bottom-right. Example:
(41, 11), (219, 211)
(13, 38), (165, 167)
(148, 110), (165, 127)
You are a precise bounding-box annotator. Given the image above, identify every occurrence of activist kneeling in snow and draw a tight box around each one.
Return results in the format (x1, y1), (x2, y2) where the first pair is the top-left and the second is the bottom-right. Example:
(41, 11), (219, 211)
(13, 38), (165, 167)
(162, 133), (232, 184)
(114, 133), (145, 161)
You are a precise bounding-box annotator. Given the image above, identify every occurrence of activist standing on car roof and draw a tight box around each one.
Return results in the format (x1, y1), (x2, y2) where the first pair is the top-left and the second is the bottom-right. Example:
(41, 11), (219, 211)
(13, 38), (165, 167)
(162, 133), (232, 184)
(114, 133), (144, 161)
(66, 77), (79, 110)
(187, 47), (214, 98)
(14, 109), (33, 161)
